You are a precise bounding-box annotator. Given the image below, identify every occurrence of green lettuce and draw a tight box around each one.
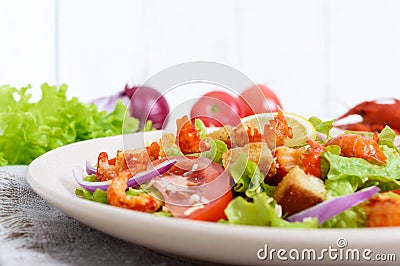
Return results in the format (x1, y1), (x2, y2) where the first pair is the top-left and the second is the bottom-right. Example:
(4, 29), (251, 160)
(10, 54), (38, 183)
(83, 174), (98, 182)
(308, 116), (334, 139)
(194, 118), (207, 139)
(0, 83), (139, 166)
(74, 186), (152, 205)
(228, 153), (275, 198)
(322, 146), (400, 194)
(199, 138), (228, 165)
(75, 188), (108, 204)
(320, 205), (366, 228)
(0, 152), (7, 166)
(378, 126), (399, 151)
(163, 144), (184, 156)
(224, 193), (317, 228)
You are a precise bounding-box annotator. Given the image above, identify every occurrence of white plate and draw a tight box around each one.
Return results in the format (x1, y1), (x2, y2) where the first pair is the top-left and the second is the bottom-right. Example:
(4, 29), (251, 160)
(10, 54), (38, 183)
(26, 131), (400, 266)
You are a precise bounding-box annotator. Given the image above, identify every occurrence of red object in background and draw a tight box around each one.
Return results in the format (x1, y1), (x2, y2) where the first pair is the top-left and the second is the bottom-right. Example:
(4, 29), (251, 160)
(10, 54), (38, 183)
(334, 98), (400, 134)
(238, 84), (283, 117)
(190, 91), (244, 127)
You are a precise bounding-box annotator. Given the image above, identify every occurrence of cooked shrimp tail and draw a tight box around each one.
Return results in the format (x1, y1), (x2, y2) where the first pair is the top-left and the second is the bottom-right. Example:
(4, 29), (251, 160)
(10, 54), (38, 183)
(107, 170), (162, 212)
(326, 133), (386, 165)
(263, 109), (293, 148)
(176, 115), (201, 154)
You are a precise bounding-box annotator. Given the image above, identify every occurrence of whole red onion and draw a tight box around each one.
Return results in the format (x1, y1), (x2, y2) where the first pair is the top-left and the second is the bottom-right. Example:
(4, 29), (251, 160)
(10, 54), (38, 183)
(124, 84), (169, 129)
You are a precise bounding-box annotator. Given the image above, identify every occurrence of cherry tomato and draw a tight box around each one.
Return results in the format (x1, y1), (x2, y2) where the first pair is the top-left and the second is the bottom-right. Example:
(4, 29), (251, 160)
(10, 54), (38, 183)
(152, 156), (233, 222)
(190, 91), (244, 127)
(238, 84), (283, 117)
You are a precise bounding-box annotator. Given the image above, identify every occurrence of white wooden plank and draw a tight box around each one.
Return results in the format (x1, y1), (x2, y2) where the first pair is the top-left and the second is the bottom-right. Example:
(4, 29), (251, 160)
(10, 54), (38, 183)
(236, 0), (327, 118)
(328, 0), (400, 118)
(142, 0), (238, 76)
(58, 0), (145, 102)
(0, 0), (55, 101)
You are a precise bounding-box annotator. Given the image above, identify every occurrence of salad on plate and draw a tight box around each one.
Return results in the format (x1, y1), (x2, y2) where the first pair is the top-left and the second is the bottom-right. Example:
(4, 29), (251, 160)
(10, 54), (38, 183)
(73, 110), (400, 228)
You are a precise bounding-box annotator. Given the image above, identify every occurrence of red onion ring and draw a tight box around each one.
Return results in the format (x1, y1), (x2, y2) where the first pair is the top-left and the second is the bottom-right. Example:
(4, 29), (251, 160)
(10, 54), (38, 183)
(74, 159), (177, 193)
(286, 186), (380, 224)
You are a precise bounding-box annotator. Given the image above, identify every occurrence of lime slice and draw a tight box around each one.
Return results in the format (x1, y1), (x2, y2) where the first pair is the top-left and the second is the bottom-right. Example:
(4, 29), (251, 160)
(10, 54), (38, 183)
(240, 112), (316, 147)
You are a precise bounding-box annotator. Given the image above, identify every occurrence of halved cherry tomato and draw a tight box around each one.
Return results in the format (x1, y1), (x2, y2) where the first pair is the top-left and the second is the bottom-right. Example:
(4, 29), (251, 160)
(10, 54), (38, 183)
(152, 156), (233, 221)
(190, 91), (244, 127)
(238, 84), (283, 117)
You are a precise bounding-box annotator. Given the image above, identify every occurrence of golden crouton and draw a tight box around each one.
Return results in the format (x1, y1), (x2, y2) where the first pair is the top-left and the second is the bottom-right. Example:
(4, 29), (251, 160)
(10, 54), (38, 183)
(222, 142), (276, 177)
(161, 133), (176, 148)
(273, 166), (325, 216)
(206, 126), (233, 148)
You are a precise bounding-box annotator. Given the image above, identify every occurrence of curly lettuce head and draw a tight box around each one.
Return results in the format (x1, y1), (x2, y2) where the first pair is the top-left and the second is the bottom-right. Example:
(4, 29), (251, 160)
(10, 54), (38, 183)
(0, 83), (139, 166)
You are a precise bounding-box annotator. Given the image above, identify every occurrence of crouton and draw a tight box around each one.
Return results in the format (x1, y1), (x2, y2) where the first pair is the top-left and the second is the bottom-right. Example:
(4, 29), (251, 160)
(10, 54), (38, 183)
(222, 142), (276, 178)
(206, 126), (233, 148)
(363, 192), (400, 227)
(273, 166), (325, 216)
(161, 133), (176, 148)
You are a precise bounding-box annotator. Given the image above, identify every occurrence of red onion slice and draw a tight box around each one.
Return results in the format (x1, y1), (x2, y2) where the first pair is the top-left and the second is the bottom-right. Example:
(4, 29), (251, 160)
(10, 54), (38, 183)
(74, 159), (176, 193)
(286, 186), (380, 224)
(85, 160), (97, 175)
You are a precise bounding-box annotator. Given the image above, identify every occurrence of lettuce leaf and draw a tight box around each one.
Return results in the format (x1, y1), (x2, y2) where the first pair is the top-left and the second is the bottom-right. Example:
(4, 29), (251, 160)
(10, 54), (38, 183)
(322, 146), (400, 194)
(163, 144), (184, 156)
(224, 193), (317, 228)
(378, 126), (399, 152)
(199, 138), (228, 165)
(0, 152), (7, 166)
(320, 205), (366, 228)
(75, 188), (108, 204)
(194, 118), (207, 139)
(0, 83), (139, 166)
(228, 153), (275, 198)
(308, 116), (334, 139)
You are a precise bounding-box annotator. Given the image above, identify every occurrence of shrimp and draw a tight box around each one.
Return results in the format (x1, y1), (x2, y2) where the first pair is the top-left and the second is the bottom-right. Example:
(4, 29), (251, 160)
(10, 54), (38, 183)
(107, 170), (162, 212)
(363, 193), (400, 227)
(97, 149), (150, 181)
(96, 152), (118, 181)
(263, 109), (293, 149)
(176, 115), (201, 154)
(274, 140), (326, 181)
(301, 139), (326, 178)
(146, 141), (161, 161)
(231, 123), (262, 147)
(274, 146), (302, 180)
(325, 132), (386, 165)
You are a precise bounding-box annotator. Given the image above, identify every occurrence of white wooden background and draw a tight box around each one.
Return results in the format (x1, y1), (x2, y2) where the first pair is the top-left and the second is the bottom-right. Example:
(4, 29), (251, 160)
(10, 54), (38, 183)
(1, 0), (400, 119)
